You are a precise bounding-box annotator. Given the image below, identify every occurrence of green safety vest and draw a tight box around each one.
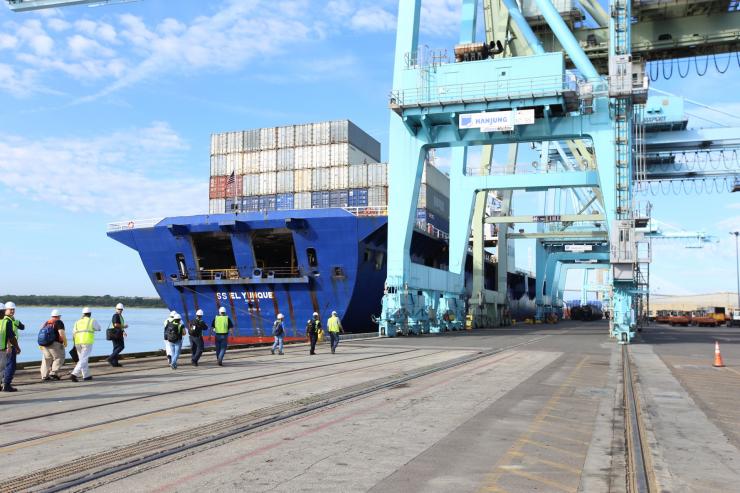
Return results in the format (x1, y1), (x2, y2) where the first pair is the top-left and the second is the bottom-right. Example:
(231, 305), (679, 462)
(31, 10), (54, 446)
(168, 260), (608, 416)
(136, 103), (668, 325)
(214, 315), (230, 334)
(11, 318), (21, 337)
(74, 317), (96, 346)
(0, 317), (10, 350)
(328, 315), (341, 333)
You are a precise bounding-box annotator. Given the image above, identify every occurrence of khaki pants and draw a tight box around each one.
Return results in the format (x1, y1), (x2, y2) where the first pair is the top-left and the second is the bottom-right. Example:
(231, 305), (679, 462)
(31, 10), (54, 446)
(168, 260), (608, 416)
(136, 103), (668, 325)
(40, 341), (65, 378)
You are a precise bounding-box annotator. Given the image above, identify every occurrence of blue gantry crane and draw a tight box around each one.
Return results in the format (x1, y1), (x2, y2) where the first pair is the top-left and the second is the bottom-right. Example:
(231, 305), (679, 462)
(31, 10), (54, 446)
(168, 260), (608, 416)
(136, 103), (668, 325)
(379, 0), (738, 344)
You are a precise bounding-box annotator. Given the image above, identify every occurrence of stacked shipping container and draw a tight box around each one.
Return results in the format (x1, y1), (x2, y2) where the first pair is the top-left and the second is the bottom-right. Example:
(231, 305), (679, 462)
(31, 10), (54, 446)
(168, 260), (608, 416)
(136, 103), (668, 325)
(207, 120), (450, 233)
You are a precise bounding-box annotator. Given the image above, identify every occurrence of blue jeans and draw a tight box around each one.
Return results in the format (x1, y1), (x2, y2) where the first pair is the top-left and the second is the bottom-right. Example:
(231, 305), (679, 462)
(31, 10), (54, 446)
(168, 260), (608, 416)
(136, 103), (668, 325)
(329, 332), (340, 352)
(3, 347), (17, 386)
(110, 338), (124, 365)
(215, 333), (228, 362)
(272, 336), (284, 354)
(166, 340), (183, 368)
(190, 336), (204, 363)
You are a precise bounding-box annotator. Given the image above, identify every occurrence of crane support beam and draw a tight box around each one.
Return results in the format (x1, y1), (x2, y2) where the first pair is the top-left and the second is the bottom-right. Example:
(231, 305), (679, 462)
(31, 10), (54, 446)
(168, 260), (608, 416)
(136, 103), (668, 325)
(486, 213), (604, 224)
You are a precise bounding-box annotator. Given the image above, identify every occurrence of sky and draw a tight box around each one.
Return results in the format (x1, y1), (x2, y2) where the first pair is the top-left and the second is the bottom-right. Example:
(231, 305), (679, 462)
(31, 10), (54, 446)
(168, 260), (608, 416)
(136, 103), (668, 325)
(0, 0), (738, 299)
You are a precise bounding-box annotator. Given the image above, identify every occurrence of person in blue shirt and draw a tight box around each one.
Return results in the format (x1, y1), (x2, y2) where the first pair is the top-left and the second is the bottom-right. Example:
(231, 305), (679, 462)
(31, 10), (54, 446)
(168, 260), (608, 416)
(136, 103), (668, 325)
(271, 313), (285, 355)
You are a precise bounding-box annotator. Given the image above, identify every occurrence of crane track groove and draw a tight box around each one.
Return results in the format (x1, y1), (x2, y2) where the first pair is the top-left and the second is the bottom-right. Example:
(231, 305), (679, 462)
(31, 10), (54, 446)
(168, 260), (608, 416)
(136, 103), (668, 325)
(0, 347), (420, 427)
(1, 335), (550, 493)
(623, 345), (655, 493)
(0, 349), (447, 450)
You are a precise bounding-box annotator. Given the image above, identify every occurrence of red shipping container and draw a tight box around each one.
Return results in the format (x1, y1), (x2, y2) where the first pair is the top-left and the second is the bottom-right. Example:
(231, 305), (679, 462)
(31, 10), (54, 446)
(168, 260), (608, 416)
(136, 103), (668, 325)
(209, 175), (243, 199)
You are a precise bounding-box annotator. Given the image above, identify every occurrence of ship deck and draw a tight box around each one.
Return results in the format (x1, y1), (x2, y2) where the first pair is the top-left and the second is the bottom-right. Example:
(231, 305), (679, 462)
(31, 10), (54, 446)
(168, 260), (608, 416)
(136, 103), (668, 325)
(2, 322), (740, 492)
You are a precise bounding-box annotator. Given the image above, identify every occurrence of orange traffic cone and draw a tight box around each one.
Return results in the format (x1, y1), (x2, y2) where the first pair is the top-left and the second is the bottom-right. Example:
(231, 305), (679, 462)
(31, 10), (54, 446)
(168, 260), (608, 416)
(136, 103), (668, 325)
(713, 341), (725, 368)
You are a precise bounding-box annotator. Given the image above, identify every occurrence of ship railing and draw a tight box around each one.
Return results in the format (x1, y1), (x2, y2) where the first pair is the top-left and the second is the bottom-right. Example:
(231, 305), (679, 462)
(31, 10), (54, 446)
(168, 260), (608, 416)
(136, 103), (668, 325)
(197, 267), (301, 281)
(416, 220), (449, 240)
(342, 206), (388, 216)
(108, 218), (164, 232)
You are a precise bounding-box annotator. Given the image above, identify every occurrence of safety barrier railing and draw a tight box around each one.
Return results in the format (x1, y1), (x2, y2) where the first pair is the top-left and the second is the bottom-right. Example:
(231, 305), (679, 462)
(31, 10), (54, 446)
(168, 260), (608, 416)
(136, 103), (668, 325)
(107, 218), (164, 232)
(342, 206), (388, 216)
(390, 75), (569, 107)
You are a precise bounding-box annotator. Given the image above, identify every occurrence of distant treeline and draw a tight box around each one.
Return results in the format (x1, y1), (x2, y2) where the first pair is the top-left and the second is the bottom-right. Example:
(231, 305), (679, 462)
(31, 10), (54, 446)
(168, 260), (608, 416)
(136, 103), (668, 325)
(0, 295), (166, 308)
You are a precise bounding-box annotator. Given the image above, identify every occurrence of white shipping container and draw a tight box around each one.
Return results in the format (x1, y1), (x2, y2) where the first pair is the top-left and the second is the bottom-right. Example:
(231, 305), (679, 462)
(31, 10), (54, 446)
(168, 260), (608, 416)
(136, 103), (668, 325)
(294, 146), (309, 169)
(243, 129), (261, 151)
(330, 120), (349, 143)
(259, 150), (277, 172)
(259, 172), (277, 195)
(276, 148), (295, 171)
(311, 168), (330, 190)
(226, 153), (241, 177)
(243, 152), (260, 174)
(226, 132), (237, 154)
(329, 166), (349, 189)
(348, 164), (368, 188)
(276, 170), (294, 193)
(243, 173), (261, 196)
(295, 124), (313, 146)
(293, 169), (312, 192)
(277, 125), (295, 148)
(209, 198), (226, 214)
(210, 155), (227, 176)
(368, 187), (388, 207)
(210, 134), (218, 156)
(260, 127), (277, 150)
(212, 133), (227, 156)
(348, 144), (375, 166)
(294, 192), (312, 210)
(312, 122), (331, 145)
(368, 163), (388, 187)
(330, 143), (346, 166)
(312, 145), (331, 168)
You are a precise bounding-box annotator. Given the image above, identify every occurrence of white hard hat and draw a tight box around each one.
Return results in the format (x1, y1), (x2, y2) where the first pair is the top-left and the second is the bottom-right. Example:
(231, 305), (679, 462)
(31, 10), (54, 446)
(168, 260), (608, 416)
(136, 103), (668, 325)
(277, 313), (284, 319)
(219, 307), (226, 313)
(331, 310), (337, 316)
(172, 312), (181, 320)
(196, 309), (204, 316)
(82, 307), (92, 314)
(4, 301), (16, 310)
(51, 309), (61, 317)
(313, 312), (319, 317)
(169, 310), (177, 317)
(116, 303), (124, 310)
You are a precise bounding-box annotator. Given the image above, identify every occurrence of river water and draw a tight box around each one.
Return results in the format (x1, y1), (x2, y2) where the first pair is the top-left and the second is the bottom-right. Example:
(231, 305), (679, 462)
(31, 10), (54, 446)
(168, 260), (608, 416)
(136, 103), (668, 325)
(10, 307), (172, 363)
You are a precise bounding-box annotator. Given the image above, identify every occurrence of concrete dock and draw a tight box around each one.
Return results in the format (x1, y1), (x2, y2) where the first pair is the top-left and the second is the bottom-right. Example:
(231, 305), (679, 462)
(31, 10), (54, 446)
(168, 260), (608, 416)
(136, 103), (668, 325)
(2, 321), (739, 492)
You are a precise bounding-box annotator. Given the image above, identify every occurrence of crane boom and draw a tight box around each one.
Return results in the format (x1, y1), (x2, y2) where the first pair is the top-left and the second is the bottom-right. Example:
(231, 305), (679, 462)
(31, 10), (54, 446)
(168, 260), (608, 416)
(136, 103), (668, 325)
(5, 0), (127, 11)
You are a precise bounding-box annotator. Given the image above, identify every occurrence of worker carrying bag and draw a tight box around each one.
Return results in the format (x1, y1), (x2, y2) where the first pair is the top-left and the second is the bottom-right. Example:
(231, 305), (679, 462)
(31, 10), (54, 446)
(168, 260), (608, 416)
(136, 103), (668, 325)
(37, 321), (57, 347)
(165, 321), (182, 343)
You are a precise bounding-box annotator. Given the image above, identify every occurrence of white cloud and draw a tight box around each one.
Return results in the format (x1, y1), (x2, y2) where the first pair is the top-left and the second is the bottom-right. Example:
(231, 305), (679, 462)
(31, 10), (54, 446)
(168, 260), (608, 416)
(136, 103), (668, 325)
(350, 7), (396, 32)
(0, 33), (18, 50)
(0, 123), (206, 218)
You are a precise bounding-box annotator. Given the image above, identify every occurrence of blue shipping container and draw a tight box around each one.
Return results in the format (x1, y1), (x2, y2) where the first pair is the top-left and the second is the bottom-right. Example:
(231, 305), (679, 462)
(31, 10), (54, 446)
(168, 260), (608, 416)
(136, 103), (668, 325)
(259, 195), (276, 211)
(276, 193), (294, 210)
(311, 191), (330, 209)
(330, 190), (349, 208)
(348, 188), (369, 207)
(241, 196), (259, 212)
(225, 198), (239, 212)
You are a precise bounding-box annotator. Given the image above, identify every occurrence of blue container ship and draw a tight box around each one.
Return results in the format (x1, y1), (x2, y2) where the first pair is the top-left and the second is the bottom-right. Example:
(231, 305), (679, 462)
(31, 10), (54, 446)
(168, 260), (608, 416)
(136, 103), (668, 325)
(107, 208), (536, 342)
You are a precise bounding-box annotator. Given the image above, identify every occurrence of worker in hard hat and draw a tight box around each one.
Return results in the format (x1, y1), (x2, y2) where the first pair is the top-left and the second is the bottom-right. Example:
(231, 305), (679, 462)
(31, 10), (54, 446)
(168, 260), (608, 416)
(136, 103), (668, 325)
(188, 309), (207, 366)
(271, 313), (286, 355)
(107, 303), (128, 367)
(2, 301), (25, 392)
(163, 310), (176, 364)
(164, 313), (186, 370)
(0, 302), (22, 392)
(70, 307), (101, 382)
(211, 306), (233, 366)
(327, 310), (344, 354)
(306, 312), (322, 355)
(39, 309), (67, 381)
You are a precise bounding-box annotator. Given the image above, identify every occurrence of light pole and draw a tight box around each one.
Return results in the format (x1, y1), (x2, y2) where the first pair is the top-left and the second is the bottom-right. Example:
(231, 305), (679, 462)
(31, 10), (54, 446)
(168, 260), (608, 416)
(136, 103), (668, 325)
(733, 231), (740, 310)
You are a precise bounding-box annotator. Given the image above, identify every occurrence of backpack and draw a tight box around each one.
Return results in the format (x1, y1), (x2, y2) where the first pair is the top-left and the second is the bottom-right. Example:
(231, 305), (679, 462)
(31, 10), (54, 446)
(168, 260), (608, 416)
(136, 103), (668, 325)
(38, 321), (57, 347)
(272, 320), (284, 337)
(165, 321), (182, 343)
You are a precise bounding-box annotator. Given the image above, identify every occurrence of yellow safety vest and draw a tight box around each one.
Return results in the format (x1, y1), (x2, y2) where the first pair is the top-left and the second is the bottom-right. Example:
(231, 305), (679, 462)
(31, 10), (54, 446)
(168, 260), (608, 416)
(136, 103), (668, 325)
(328, 315), (341, 333)
(74, 317), (96, 346)
(0, 317), (10, 350)
(214, 315), (230, 334)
